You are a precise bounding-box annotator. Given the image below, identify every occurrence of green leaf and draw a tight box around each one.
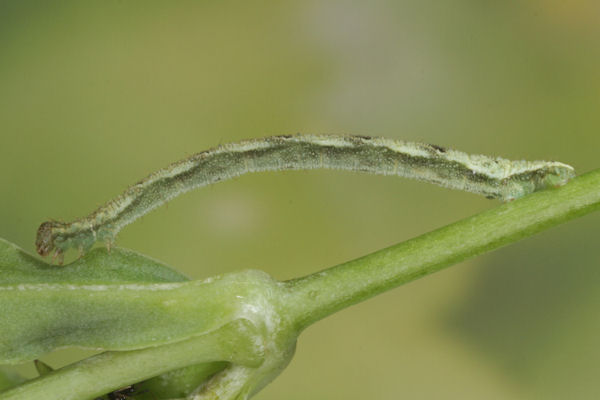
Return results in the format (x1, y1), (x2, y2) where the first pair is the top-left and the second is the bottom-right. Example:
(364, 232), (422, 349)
(0, 268), (277, 364)
(0, 238), (189, 284)
(0, 239), (279, 365)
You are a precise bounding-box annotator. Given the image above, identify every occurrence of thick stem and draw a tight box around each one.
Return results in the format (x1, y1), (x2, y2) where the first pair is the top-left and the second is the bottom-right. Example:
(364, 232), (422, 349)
(283, 169), (600, 330)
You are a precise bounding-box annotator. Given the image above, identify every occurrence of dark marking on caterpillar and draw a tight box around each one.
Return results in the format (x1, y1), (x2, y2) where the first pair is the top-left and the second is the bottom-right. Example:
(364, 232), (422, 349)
(429, 144), (447, 153)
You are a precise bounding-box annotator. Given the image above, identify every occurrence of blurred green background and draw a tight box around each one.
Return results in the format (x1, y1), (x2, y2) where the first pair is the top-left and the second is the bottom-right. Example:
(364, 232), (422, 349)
(1, 1), (599, 399)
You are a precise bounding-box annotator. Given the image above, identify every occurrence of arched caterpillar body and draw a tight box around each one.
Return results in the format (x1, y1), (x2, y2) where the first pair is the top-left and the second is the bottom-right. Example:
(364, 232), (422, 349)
(36, 134), (575, 262)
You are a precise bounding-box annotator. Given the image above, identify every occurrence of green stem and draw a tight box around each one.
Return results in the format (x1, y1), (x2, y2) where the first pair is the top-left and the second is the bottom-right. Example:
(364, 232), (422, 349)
(284, 169), (600, 330)
(0, 321), (263, 400)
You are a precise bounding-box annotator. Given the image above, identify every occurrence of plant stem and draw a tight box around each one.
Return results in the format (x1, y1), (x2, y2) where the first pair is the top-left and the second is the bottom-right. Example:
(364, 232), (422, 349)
(284, 169), (600, 330)
(0, 321), (263, 400)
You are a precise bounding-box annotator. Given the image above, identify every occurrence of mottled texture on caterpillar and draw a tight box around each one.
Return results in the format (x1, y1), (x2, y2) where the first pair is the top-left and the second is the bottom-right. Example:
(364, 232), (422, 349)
(35, 134), (575, 263)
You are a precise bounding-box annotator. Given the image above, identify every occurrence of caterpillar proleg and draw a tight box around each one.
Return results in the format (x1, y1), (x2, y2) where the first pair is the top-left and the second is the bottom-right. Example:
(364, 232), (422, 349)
(36, 134), (575, 262)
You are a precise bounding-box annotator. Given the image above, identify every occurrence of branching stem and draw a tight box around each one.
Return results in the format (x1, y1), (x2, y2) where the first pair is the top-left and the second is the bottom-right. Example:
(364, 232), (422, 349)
(2, 169), (598, 400)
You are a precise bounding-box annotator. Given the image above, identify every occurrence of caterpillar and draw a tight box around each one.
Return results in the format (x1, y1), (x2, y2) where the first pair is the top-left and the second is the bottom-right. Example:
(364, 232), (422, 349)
(35, 134), (575, 263)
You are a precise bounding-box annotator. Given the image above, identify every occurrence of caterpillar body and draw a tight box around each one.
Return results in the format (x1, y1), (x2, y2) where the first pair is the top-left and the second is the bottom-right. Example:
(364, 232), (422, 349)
(36, 134), (575, 263)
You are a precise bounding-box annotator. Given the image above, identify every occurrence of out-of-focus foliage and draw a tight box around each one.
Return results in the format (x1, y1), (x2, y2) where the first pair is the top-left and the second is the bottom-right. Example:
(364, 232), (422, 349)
(1, 1), (598, 399)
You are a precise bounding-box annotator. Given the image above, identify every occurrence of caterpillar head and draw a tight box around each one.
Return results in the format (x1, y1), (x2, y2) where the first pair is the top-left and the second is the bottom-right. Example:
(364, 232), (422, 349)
(35, 221), (66, 257)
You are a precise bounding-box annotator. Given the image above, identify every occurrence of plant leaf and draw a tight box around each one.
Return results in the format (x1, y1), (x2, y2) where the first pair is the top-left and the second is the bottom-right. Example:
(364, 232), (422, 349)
(0, 238), (278, 365)
(0, 238), (189, 284)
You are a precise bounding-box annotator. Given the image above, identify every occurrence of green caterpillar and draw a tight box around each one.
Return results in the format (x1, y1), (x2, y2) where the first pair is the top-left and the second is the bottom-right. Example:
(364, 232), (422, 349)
(36, 134), (575, 263)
